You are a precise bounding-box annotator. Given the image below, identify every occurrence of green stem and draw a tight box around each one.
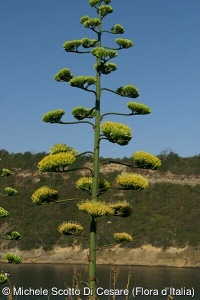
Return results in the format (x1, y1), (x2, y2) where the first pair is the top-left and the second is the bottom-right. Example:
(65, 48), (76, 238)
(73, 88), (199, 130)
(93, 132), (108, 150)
(101, 87), (117, 95)
(40, 198), (85, 204)
(67, 50), (91, 54)
(100, 112), (138, 120)
(48, 167), (94, 176)
(99, 160), (137, 169)
(76, 151), (94, 158)
(58, 120), (94, 127)
(89, 10), (102, 296)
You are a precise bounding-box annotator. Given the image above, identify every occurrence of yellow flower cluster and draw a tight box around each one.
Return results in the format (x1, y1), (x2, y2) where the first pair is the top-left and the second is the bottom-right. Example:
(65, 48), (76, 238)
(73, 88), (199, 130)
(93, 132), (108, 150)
(50, 144), (78, 156)
(114, 232), (133, 243)
(100, 121), (132, 145)
(133, 151), (161, 170)
(109, 201), (132, 217)
(38, 152), (76, 172)
(58, 221), (83, 235)
(76, 177), (93, 192)
(76, 177), (110, 194)
(116, 173), (149, 190)
(77, 201), (114, 218)
(31, 186), (58, 205)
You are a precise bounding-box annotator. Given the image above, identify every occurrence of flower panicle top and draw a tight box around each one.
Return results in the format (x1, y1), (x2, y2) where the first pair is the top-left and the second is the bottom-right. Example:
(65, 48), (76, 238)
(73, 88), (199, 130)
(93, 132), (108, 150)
(58, 221), (83, 235)
(77, 201), (114, 218)
(38, 152), (76, 172)
(133, 151), (161, 170)
(116, 173), (149, 190)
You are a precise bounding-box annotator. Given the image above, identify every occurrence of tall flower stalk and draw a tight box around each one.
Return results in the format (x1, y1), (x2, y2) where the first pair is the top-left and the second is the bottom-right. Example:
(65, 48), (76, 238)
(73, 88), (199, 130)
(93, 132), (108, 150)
(32, 0), (161, 296)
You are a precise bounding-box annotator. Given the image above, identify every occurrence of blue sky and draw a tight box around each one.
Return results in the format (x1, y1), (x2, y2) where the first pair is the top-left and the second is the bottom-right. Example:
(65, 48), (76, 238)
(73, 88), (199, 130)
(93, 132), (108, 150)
(1, 0), (199, 158)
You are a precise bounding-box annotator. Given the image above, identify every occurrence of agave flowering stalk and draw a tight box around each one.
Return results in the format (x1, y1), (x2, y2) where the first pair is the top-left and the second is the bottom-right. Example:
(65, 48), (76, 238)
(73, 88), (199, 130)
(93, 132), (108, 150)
(32, 0), (161, 296)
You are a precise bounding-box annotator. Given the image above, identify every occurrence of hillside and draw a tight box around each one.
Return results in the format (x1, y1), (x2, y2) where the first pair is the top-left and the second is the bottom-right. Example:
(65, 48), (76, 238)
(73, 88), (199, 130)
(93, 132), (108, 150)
(0, 149), (200, 253)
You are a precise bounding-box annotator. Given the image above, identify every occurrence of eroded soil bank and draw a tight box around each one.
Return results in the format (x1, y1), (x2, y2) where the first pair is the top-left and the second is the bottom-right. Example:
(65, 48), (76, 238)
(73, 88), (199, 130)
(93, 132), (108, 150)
(1, 245), (199, 267)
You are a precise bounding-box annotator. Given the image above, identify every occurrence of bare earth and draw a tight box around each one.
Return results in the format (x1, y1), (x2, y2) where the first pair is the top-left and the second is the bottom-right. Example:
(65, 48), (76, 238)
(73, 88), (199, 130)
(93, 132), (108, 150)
(1, 245), (199, 268)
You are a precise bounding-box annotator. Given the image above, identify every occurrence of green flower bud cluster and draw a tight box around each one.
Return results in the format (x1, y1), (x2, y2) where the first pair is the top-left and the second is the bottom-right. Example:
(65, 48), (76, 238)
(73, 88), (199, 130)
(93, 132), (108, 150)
(0, 273), (7, 284)
(116, 85), (139, 98)
(31, 186), (59, 205)
(6, 231), (22, 241)
(80, 16), (101, 29)
(1, 168), (11, 177)
(42, 109), (65, 123)
(81, 38), (97, 48)
(80, 15), (90, 24)
(132, 151), (161, 170)
(77, 201), (114, 218)
(97, 5), (113, 17)
(58, 221), (83, 235)
(101, 121), (132, 145)
(127, 102), (151, 115)
(94, 62), (117, 75)
(111, 24), (125, 34)
(4, 187), (17, 196)
(116, 173), (149, 190)
(63, 40), (82, 52)
(50, 144), (78, 156)
(91, 47), (117, 61)
(38, 152), (76, 172)
(110, 201), (132, 218)
(54, 68), (73, 82)
(71, 106), (95, 120)
(0, 207), (9, 218)
(89, 0), (111, 8)
(69, 76), (96, 88)
(63, 38), (97, 52)
(4, 253), (22, 264)
(114, 232), (133, 243)
(115, 38), (133, 49)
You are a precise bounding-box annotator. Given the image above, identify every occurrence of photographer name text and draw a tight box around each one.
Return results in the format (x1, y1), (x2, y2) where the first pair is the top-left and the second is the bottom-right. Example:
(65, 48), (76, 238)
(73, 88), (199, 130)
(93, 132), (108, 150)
(1, 286), (195, 297)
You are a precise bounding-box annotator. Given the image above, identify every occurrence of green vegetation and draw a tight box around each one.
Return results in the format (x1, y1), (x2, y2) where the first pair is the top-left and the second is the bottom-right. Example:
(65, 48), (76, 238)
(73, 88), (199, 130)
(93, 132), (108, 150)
(158, 150), (200, 175)
(0, 155), (22, 263)
(0, 149), (199, 252)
